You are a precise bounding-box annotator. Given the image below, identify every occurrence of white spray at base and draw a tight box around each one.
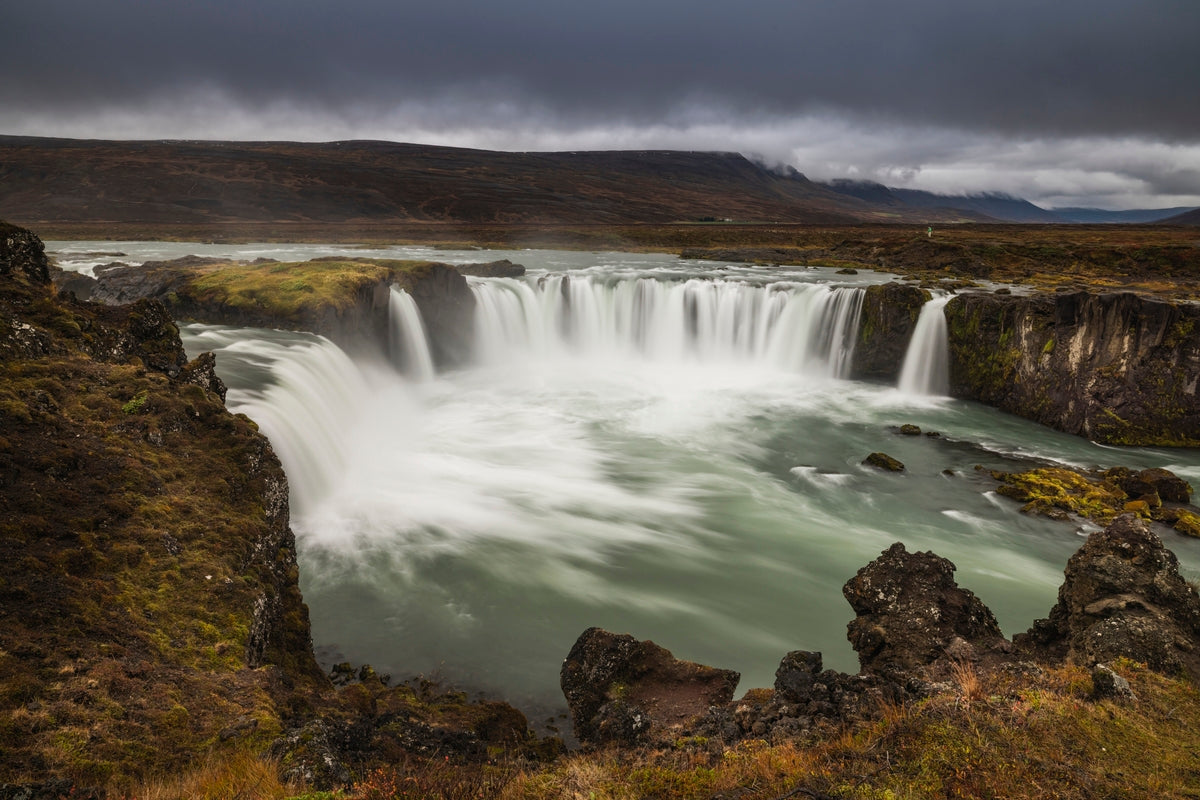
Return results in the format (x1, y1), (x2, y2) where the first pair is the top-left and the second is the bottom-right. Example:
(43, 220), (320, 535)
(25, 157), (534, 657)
(898, 294), (952, 396)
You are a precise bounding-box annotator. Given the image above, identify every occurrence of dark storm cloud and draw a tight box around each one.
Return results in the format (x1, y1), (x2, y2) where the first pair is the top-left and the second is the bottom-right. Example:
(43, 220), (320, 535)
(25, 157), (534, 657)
(4, 0), (1199, 139)
(3, 1), (1199, 208)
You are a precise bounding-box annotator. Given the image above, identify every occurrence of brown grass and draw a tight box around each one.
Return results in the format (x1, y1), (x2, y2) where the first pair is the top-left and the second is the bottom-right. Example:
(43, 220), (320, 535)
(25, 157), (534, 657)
(126, 751), (301, 800)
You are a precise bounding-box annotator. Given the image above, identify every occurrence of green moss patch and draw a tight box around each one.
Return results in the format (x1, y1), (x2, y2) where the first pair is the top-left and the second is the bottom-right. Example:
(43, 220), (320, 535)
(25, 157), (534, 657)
(184, 258), (434, 322)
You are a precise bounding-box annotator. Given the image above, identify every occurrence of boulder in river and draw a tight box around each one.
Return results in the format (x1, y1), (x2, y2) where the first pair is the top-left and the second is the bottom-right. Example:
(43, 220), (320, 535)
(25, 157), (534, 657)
(862, 452), (905, 472)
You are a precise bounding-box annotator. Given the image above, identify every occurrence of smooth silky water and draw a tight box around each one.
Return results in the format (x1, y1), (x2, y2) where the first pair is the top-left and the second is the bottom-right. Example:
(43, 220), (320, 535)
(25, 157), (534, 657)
(51, 242), (1200, 721)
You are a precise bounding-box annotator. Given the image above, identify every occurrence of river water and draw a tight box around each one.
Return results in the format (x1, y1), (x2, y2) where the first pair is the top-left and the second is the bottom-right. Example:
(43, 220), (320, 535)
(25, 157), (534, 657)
(50, 241), (1200, 719)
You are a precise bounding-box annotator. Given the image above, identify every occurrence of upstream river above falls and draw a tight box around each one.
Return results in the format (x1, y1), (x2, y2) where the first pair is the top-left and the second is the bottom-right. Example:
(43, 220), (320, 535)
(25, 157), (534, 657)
(51, 242), (1200, 720)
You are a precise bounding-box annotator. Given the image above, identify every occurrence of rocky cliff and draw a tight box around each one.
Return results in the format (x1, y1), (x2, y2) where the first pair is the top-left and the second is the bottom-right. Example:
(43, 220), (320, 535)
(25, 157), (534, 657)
(561, 514), (1200, 751)
(2, 224), (542, 792)
(80, 256), (477, 367)
(852, 283), (928, 381)
(944, 290), (1200, 446)
(1, 222), (327, 784)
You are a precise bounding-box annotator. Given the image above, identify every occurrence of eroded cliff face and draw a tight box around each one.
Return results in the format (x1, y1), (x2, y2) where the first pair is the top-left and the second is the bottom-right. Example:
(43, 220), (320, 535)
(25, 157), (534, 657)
(0, 223), (325, 784)
(945, 291), (1200, 446)
(84, 256), (477, 368)
(852, 283), (928, 381)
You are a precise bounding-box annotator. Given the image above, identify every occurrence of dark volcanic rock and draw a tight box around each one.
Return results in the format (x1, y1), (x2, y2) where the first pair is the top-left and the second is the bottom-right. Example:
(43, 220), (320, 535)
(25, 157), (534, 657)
(844, 543), (1010, 677)
(945, 290), (1200, 446)
(852, 283), (928, 381)
(561, 627), (740, 747)
(1135, 467), (1193, 504)
(454, 259), (526, 277)
(0, 221), (51, 284)
(862, 452), (905, 472)
(91, 256), (225, 305)
(49, 264), (98, 300)
(1016, 515), (1200, 680)
(178, 350), (228, 402)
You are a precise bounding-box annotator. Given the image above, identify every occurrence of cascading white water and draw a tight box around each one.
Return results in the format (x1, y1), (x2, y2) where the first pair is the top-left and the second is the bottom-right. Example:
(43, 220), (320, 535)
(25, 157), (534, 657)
(388, 287), (436, 380)
(898, 295), (952, 396)
(173, 246), (1200, 725)
(470, 275), (864, 378)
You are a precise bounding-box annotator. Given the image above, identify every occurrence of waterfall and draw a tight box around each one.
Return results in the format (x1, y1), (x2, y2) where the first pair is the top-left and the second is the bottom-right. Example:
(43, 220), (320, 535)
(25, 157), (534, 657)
(388, 287), (436, 380)
(225, 337), (373, 508)
(471, 275), (865, 378)
(898, 294), (951, 396)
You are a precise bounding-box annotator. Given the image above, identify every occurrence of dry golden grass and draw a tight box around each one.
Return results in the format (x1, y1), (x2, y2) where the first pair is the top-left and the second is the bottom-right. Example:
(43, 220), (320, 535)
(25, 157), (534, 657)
(127, 751), (301, 800)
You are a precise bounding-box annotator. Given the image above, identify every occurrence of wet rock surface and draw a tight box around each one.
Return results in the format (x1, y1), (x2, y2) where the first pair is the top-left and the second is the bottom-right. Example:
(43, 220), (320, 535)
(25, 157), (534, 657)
(852, 283), (928, 381)
(945, 290), (1200, 446)
(862, 452), (905, 471)
(454, 258), (526, 277)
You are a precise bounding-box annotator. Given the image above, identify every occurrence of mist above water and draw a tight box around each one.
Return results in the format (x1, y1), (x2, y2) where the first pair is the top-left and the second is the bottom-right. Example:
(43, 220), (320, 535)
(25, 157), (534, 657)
(160, 246), (1200, 718)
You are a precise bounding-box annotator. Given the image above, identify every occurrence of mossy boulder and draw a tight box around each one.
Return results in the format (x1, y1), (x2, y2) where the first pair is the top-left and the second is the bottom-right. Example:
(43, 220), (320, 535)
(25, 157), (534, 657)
(991, 464), (1195, 530)
(862, 452), (905, 472)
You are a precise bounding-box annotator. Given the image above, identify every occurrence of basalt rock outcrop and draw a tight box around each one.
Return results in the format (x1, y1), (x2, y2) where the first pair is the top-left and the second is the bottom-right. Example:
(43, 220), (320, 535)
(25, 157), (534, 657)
(85, 256), (477, 367)
(843, 543), (1013, 677)
(945, 290), (1200, 446)
(569, 518), (1200, 748)
(1016, 515), (1200, 680)
(1, 221), (51, 284)
(560, 627), (740, 747)
(852, 283), (928, 381)
(453, 259), (526, 278)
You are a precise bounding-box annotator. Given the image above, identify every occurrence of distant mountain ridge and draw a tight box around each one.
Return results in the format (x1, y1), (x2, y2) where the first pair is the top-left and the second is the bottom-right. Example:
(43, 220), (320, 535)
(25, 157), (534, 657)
(0, 136), (966, 228)
(823, 179), (1197, 224)
(1, 136), (1192, 228)
(1163, 207), (1200, 225)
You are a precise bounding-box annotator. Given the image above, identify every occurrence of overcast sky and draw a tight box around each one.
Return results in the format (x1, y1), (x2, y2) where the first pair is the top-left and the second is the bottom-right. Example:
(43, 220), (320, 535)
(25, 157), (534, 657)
(4, 0), (1199, 209)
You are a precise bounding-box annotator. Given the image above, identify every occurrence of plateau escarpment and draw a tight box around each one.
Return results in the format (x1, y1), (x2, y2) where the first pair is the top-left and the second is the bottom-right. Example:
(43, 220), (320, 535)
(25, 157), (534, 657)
(75, 255), (478, 367)
(945, 290), (1200, 446)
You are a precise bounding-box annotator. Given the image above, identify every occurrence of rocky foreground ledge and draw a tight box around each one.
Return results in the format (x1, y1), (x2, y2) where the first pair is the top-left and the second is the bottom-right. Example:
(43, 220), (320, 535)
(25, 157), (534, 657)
(0, 222), (552, 793)
(560, 513), (1200, 750)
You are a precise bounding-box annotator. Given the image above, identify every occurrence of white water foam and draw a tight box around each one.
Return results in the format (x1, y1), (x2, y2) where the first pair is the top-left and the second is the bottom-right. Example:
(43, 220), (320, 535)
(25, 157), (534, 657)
(388, 287), (436, 380)
(898, 294), (951, 396)
(471, 275), (864, 378)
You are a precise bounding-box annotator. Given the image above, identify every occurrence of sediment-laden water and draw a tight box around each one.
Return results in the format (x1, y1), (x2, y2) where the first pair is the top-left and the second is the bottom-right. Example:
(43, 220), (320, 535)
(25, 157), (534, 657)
(51, 242), (1200, 718)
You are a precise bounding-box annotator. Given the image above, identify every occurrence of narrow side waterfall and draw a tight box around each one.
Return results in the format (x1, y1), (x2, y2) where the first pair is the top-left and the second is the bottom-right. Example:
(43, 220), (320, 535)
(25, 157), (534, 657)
(898, 294), (952, 396)
(471, 275), (865, 379)
(388, 286), (436, 380)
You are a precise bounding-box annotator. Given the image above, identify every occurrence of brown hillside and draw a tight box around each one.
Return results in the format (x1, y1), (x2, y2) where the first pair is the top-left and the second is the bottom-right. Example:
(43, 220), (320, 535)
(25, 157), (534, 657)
(0, 136), (976, 228)
(1163, 207), (1200, 225)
